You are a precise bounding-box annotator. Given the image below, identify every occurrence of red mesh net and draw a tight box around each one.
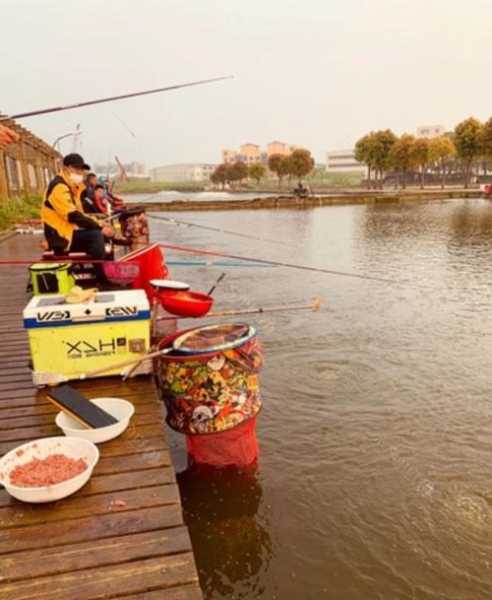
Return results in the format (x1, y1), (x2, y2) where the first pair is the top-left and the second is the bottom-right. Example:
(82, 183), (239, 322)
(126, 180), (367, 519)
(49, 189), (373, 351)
(185, 417), (259, 467)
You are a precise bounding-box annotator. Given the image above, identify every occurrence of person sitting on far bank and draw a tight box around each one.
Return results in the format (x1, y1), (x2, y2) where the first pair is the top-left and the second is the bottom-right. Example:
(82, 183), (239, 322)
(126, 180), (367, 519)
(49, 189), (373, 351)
(41, 153), (114, 260)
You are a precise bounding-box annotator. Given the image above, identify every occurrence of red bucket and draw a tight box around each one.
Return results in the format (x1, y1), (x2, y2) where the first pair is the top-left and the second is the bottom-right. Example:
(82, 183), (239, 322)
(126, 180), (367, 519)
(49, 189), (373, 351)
(121, 243), (168, 301)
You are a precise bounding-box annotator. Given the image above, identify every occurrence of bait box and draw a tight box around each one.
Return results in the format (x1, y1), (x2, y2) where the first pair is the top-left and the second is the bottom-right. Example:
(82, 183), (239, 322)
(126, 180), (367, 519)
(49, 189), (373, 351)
(23, 290), (151, 384)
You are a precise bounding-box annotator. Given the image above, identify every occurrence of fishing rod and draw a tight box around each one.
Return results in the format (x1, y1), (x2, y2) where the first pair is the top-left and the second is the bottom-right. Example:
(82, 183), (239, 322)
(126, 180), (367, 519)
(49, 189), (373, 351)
(157, 297), (322, 321)
(0, 76), (233, 121)
(158, 241), (401, 284)
(147, 213), (290, 247)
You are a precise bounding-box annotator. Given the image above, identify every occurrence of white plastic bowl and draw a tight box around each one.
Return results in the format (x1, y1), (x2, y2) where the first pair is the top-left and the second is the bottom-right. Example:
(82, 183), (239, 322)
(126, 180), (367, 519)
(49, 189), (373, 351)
(55, 397), (135, 444)
(0, 436), (99, 503)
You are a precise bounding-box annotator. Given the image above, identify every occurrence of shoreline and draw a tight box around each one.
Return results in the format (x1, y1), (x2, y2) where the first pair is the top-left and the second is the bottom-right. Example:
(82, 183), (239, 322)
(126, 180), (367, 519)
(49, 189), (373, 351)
(127, 188), (483, 212)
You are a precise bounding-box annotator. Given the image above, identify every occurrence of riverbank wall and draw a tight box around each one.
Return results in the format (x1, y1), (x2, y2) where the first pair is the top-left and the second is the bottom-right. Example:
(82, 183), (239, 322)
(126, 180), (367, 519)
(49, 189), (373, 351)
(127, 189), (483, 212)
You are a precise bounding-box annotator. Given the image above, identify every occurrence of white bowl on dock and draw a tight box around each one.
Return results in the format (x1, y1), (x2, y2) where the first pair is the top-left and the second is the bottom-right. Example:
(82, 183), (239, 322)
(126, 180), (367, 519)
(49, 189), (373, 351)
(55, 397), (135, 444)
(0, 436), (99, 503)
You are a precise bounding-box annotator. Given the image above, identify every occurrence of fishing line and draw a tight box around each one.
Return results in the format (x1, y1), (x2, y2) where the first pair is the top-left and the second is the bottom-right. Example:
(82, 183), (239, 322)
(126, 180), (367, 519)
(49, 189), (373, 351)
(157, 241), (403, 285)
(148, 213), (290, 247)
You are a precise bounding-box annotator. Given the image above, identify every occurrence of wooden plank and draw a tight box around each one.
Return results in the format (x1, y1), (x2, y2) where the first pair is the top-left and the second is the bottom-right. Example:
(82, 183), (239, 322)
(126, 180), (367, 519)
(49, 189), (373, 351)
(0, 552), (198, 600)
(0, 504), (184, 554)
(0, 434), (168, 458)
(116, 587), (203, 600)
(0, 235), (202, 599)
(0, 400), (158, 420)
(0, 485), (179, 528)
(0, 410), (161, 430)
(0, 528), (192, 582)
(0, 423), (166, 455)
(0, 467), (176, 508)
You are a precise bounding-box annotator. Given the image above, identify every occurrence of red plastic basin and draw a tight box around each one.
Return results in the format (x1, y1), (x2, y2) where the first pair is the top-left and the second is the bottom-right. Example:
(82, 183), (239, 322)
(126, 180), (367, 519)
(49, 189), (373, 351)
(159, 290), (214, 318)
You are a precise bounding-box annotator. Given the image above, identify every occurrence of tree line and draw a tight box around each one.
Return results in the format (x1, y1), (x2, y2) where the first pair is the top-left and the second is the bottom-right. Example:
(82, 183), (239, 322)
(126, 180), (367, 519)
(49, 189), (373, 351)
(355, 117), (492, 189)
(211, 148), (315, 188)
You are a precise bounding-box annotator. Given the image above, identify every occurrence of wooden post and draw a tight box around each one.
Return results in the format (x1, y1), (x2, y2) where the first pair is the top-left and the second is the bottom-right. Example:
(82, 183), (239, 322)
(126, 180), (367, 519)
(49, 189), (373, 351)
(0, 150), (9, 199)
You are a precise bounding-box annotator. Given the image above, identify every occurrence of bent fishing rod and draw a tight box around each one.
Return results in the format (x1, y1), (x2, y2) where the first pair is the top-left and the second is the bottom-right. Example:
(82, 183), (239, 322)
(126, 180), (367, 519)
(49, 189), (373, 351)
(0, 76), (233, 121)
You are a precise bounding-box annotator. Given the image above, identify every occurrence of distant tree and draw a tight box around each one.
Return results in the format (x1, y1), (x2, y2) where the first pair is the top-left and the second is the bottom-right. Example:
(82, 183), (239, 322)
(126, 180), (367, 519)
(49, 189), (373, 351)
(268, 153), (291, 188)
(355, 134), (373, 187)
(410, 137), (430, 189)
(388, 134), (416, 189)
(454, 117), (483, 188)
(428, 135), (456, 188)
(287, 149), (315, 184)
(228, 160), (248, 185)
(248, 162), (266, 185)
(371, 130), (397, 189)
(210, 163), (228, 189)
(355, 130), (396, 189)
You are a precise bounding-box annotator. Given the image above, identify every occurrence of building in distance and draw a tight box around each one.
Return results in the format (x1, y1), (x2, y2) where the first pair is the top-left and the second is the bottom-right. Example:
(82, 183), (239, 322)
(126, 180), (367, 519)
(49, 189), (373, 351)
(416, 125), (446, 139)
(222, 141), (304, 165)
(149, 163), (217, 183)
(326, 149), (368, 176)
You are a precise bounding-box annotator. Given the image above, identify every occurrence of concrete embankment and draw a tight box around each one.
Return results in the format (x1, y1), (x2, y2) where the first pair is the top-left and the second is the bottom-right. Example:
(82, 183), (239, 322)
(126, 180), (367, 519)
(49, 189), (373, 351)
(127, 189), (483, 212)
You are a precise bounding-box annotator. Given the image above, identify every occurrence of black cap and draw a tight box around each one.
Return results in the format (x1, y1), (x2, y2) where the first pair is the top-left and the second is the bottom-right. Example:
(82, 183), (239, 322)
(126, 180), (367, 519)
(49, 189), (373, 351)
(63, 153), (91, 170)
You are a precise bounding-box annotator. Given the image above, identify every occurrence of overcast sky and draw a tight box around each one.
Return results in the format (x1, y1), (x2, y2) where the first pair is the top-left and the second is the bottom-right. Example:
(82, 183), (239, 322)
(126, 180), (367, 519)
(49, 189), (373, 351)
(2, 0), (492, 168)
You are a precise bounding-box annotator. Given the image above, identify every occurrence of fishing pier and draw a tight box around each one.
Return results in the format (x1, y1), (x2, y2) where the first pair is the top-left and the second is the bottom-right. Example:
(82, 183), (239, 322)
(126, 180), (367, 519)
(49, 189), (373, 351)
(0, 234), (202, 599)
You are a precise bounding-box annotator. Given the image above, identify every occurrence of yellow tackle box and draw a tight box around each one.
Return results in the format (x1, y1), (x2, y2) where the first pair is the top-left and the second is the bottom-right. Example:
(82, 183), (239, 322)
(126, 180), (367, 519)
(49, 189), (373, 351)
(23, 289), (151, 385)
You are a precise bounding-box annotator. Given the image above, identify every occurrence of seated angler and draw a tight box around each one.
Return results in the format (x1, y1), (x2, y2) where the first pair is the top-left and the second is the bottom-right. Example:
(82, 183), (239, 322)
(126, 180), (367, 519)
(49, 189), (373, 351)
(41, 153), (115, 261)
(80, 172), (98, 213)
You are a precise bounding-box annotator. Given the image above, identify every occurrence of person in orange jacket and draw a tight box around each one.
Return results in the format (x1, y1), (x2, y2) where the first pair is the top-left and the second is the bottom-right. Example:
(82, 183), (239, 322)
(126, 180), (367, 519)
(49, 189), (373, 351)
(41, 153), (114, 260)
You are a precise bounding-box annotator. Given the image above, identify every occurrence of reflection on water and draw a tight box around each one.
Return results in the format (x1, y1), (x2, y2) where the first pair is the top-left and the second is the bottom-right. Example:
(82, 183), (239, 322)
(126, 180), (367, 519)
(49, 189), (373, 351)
(177, 464), (272, 599)
(154, 198), (492, 599)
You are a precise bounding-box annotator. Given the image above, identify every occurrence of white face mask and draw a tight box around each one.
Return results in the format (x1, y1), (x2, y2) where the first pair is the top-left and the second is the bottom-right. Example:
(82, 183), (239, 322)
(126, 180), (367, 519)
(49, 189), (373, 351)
(69, 172), (84, 185)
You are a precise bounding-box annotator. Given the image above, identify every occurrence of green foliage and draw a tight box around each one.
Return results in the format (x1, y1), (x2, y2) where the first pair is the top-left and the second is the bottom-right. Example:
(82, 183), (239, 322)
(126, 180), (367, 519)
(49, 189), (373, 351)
(410, 137), (430, 188)
(355, 130), (396, 187)
(428, 135), (456, 187)
(115, 179), (205, 193)
(288, 149), (315, 181)
(389, 134), (416, 171)
(480, 117), (492, 157)
(0, 194), (42, 231)
(428, 135), (456, 164)
(454, 117), (483, 187)
(248, 163), (266, 184)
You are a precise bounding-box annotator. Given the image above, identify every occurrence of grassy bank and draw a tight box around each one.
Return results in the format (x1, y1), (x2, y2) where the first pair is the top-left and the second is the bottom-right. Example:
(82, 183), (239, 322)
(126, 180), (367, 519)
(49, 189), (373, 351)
(0, 195), (41, 231)
(114, 180), (206, 194)
(115, 170), (364, 195)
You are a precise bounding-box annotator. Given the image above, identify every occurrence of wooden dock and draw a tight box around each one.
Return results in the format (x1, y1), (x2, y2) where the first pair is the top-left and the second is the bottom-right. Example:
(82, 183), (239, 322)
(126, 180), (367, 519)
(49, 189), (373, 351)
(0, 234), (203, 600)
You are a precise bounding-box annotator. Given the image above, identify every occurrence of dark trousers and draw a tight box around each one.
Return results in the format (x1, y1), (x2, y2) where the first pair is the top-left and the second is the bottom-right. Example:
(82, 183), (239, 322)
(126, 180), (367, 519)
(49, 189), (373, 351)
(70, 229), (105, 259)
(69, 229), (106, 281)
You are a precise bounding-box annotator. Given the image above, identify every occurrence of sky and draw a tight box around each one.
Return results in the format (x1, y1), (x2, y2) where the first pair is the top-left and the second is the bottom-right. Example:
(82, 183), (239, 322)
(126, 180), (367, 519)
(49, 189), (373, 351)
(2, 0), (492, 169)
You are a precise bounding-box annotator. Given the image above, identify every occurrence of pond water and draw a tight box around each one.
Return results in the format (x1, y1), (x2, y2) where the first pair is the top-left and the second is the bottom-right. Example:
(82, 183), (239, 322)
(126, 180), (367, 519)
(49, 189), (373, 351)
(150, 198), (492, 600)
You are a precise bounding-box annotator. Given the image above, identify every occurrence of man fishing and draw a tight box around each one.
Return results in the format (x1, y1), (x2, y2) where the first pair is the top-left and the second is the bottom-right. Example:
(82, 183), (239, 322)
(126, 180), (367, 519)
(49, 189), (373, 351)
(41, 153), (115, 261)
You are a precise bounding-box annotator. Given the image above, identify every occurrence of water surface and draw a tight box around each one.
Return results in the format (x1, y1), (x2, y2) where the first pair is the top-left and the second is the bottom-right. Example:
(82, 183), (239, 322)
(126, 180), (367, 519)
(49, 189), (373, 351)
(151, 198), (492, 600)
